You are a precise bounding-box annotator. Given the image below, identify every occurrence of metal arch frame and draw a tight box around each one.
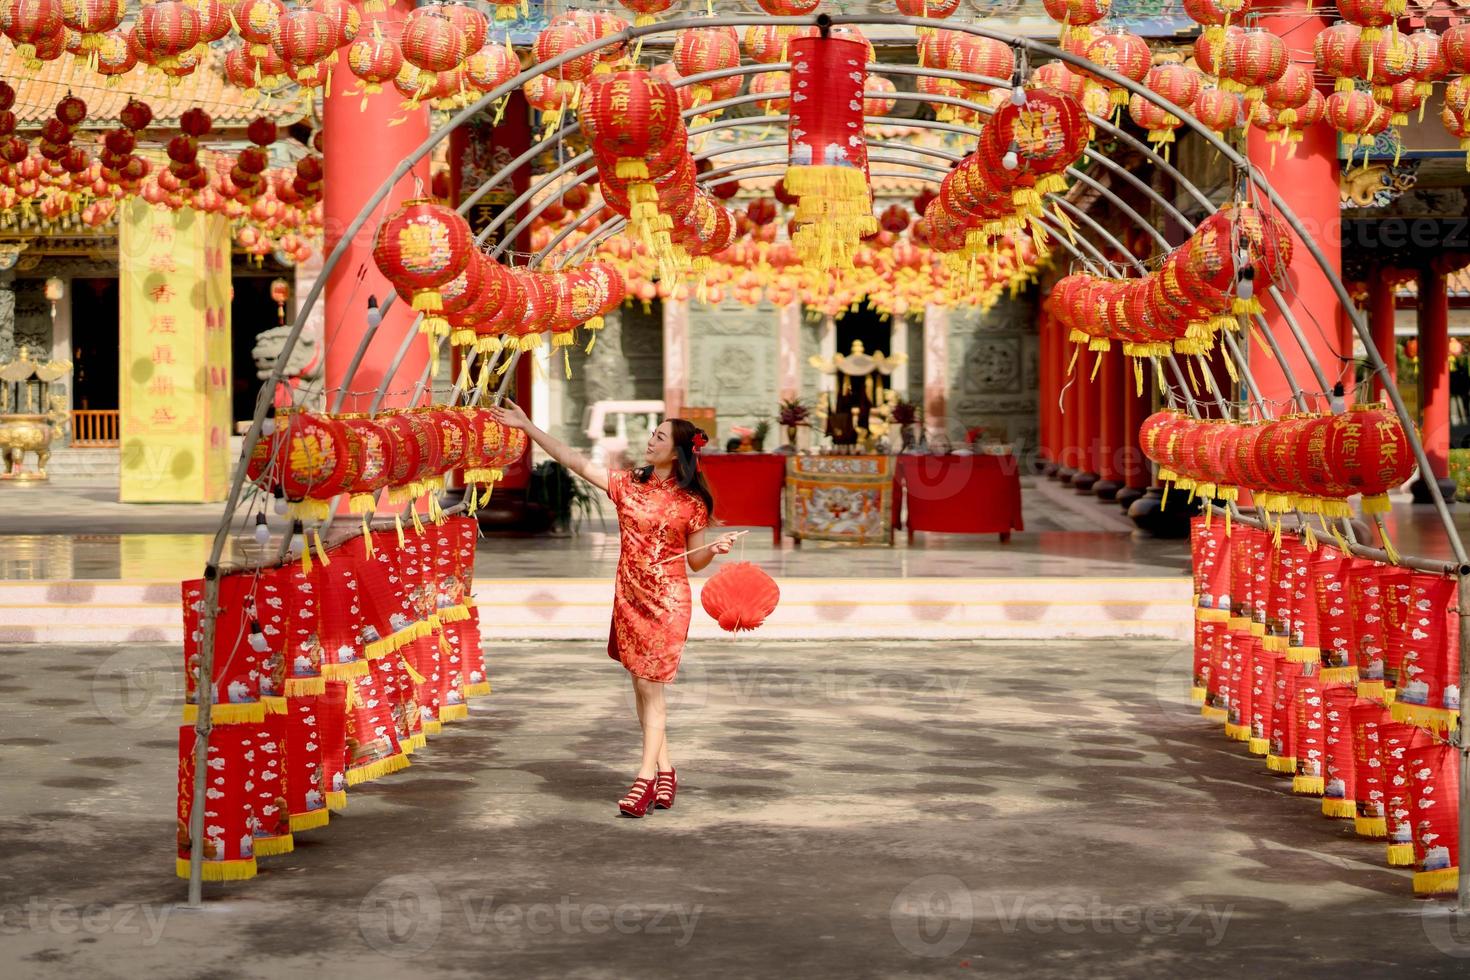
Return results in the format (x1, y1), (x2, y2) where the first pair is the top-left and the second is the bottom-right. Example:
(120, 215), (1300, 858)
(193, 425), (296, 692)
(187, 12), (1470, 911)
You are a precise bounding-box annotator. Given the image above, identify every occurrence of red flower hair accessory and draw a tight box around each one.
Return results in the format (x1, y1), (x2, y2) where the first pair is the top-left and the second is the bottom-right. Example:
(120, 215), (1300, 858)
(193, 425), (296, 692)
(691, 430), (709, 451)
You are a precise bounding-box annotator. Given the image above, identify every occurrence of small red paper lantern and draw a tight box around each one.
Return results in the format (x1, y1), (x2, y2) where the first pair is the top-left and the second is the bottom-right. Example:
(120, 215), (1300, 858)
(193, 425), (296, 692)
(1314, 21), (1362, 93)
(1338, 0), (1394, 43)
(372, 199), (473, 355)
(673, 26), (742, 104)
(1192, 85), (1242, 136)
(700, 561), (781, 632)
(1081, 29), (1151, 107)
(273, 7), (337, 86)
(1219, 27), (1287, 102)
(617, 0), (674, 27)
(402, 3), (465, 74)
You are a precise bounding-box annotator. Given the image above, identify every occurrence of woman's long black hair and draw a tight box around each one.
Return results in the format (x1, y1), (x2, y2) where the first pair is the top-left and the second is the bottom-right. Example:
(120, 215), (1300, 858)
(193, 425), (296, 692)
(633, 418), (716, 519)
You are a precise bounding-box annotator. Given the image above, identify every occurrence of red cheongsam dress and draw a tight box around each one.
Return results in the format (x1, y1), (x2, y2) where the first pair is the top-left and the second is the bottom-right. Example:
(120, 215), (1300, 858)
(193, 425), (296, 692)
(606, 469), (710, 683)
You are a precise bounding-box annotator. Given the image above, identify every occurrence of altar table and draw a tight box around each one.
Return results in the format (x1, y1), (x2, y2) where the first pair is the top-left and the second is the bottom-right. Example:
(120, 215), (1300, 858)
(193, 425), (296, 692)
(897, 453), (1024, 542)
(698, 453), (787, 544)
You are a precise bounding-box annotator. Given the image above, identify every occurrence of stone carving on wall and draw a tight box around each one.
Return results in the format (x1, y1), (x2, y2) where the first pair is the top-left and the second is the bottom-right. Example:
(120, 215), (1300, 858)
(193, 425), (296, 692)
(961, 337), (1020, 394)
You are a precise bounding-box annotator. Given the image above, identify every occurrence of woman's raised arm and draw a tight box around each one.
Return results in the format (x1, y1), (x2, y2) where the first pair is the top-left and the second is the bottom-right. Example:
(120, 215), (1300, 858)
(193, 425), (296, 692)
(488, 402), (609, 493)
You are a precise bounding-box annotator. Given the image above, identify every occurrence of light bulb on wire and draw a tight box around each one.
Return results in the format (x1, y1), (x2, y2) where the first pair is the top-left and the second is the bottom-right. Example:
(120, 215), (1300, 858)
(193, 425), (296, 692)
(253, 512), (270, 546)
(367, 295), (382, 329)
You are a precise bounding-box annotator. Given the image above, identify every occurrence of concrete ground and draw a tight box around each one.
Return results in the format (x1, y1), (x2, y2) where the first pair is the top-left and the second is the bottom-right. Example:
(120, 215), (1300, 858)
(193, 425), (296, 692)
(1, 637), (1467, 979)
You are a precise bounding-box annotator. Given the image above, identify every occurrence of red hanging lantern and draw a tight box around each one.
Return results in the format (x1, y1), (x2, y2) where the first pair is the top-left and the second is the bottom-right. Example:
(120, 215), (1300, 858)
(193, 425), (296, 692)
(273, 6), (338, 86)
(744, 24), (815, 65)
(700, 561), (781, 632)
(1219, 27), (1288, 102)
(751, 70), (790, 114)
(3, 0), (63, 61)
(1356, 30), (1414, 105)
(1314, 21), (1363, 93)
(581, 67), (682, 183)
(1192, 84), (1242, 137)
(371, 199), (473, 364)
(135, 0), (199, 71)
(465, 41), (518, 95)
(616, 0), (674, 28)
(402, 3), (465, 74)
(1325, 88), (1379, 153)
(1338, 0), (1394, 44)
(673, 27), (742, 105)
(234, 0), (284, 59)
(347, 33), (403, 101)
(1407, 29), (1446, 109)
(1042, 0), (1112, 42)
(864, 74), (898, 116)
(533, 20), (596, 100)
(1080, 29), (1151, 108)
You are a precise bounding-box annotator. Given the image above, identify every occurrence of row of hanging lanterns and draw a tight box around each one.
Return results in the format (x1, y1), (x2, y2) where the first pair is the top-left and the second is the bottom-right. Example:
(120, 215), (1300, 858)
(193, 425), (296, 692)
(1046, 202), (1292, 383)
(1190, 517), (1461, 896)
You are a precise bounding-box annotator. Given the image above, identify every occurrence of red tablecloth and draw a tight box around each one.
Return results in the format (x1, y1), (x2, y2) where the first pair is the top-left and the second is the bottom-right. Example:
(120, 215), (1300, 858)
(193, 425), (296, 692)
(698, 453), (788, 543)
(898, 454), (1024, 536)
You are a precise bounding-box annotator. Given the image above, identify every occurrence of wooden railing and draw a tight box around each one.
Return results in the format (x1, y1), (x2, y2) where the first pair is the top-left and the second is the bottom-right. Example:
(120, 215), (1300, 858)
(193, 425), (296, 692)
(71, 410), (119, 447)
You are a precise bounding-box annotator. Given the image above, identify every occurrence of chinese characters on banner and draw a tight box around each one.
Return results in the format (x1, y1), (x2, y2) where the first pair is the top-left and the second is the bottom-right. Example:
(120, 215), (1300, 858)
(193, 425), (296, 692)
(119, 200), (233, 502)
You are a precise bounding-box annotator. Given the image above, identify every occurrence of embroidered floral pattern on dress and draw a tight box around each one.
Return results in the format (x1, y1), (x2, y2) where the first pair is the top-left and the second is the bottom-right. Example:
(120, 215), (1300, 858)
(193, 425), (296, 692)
(606, 469), (710, 683)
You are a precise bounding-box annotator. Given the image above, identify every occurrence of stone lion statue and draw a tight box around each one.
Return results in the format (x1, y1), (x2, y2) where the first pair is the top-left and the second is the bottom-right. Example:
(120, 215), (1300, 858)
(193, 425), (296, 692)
(252, 323), (323, 411)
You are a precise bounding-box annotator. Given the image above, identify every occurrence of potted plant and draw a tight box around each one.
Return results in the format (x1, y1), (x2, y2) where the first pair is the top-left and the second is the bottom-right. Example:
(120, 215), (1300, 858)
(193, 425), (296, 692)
(777, 398), (811, 450)
(891, 400), (920, 451)
(752, 418), (770, 451)
(528, 459), (603, 535)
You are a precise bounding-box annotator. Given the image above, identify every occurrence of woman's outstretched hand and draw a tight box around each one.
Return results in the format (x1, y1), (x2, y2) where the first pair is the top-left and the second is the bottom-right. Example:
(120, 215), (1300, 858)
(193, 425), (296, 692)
(489, 401), (532, 431)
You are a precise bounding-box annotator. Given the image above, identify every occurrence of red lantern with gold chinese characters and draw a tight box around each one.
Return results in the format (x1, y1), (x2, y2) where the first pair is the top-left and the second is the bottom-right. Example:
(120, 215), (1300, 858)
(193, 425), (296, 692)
(372, 200), (473, 369)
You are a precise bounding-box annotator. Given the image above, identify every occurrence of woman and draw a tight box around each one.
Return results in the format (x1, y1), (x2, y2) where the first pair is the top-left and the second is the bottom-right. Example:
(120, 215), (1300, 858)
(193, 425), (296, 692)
(489, 403), (740, 817)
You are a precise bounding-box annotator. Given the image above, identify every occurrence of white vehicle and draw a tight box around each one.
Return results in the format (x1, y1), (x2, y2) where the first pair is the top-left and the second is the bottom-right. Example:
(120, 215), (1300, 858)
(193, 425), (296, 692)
(583, 400), (665, 471)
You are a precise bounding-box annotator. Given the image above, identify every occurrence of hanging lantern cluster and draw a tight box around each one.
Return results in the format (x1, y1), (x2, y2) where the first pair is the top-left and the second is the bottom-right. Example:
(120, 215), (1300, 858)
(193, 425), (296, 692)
(0, 93), (322, 260)
(1141, 405), (1415, 522)
(923, 78), (1089, 280)
(177, 515), (492, 881)
(247, 406), (527, 525)
(1046, 202), (1292, 379)
(580, 65), (737, 281)
(1186, 515), (1460, 896)
(372, 198), (476, 370)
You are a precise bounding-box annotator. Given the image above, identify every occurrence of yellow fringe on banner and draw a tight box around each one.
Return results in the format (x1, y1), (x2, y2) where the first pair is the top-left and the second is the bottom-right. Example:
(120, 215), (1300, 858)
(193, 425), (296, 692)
(1285, 646), (1321, 665)
(262, 696), (288, 715)
(320, 660), (370, 680)
(1319, 666), (1358, 686)
(1386, 842), (1415, 866)
(438, 604), (471, 624)
(421, 719), (443, 737)
(1228, 616), (1251, 632)
(439, 703), (469, 723)
(1389, 701), (1460, 732)
(285, 676), (326, 697)
(1247, 737), (1270, 756)
(1321, 798), (1356, 819)
(289, 808), (330, 833)
(1413, 868), (1460, 895)
(254, 833), (294, 857)
(175, 857), (257, 881)
(464, 681), (492, 698)
(1292, 774), (1324, 795)
(345, 752), (410, 786)
(1354, 814), (1387, 838)
(1266, 754), (1297, 773)
(326, 790), (348, 812)
(181, 701), (266, 725)
(1224, 722), (1250, 742)
(1201, 704), (1227, 721)
(1190, 686), (1207, 704)
(1357, 679), (1386, 701)
(395, 514), (406, 549)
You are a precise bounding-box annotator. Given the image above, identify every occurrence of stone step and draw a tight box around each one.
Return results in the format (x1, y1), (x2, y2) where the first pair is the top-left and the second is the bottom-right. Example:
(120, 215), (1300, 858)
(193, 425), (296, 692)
(0, 576), (1192, 644)
(39, 448), (121, 481)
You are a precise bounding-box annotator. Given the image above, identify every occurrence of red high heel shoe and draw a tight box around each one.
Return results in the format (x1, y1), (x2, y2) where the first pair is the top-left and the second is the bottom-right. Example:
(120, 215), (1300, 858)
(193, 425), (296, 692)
(618, 776), (657, 818)
(654, 769), (677, 809)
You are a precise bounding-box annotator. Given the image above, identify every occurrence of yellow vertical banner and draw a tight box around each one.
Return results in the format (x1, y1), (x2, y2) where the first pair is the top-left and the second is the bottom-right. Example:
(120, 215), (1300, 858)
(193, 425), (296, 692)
(119, 200), (233, 502)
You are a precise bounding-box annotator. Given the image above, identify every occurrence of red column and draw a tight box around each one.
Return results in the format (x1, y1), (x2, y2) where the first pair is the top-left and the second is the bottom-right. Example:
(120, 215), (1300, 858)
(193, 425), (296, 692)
(1118, 357), (1151, 505)
(1093, 348), (1126, 499)
(322, 6), (431, 413)
(1071, 351), (1099, 490)
(1248, 6), (1340, 413)
(1060, 347), (1080, 478)
(1416, 265), (1451, 495)
(1367, 273), (1398, 403)
(1038, 309), (1057, 471)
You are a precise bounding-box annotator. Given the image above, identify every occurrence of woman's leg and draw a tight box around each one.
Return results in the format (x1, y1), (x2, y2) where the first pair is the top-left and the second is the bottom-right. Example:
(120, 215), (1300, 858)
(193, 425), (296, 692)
(632, 675), (667, 779)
